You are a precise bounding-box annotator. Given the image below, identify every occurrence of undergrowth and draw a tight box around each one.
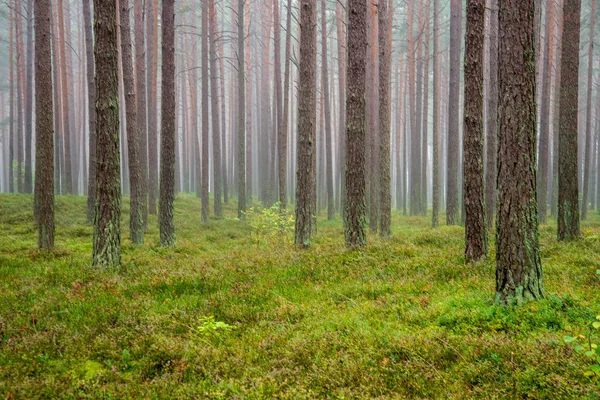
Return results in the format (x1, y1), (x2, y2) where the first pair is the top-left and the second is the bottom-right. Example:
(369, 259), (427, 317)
(0, 193), (599, 398)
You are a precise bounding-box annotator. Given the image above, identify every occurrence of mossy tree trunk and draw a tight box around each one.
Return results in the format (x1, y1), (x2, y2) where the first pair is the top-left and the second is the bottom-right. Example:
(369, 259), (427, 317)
(159, 0), (176, 246)
(92, 0), (121, 268)
(35, 0), (54, 251)
(463, 0), (487, 262)
(495, 0), (544, 304)
(344, 0), (367, 249)
(557, 0), (581, 241)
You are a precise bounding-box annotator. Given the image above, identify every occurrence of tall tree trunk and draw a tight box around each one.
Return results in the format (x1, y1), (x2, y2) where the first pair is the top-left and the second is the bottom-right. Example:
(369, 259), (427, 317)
(336, 0), (347, 223)
(36, 0), (54, 250)
(345, 0), (367, 248)
(496, 0), (544, 303)
(15, 0), (25, 193)
(24, 0), (33, 194)
(463, 0), (487, 262)
(92, 0), (121, 268)
(56, 0), (72, 194)
(209, 0), (223, 217)
(201, 0), (210, 222)
(407, 0), (418, 216)
(582, 0), (596, 220)
(485, 0), (498, 229)
(237, 0), (246, 218)
(119, 0), (144, 244)
(432, 0), (441, 228)
(551, 0), (564, 218)
(147, 0), (159, 215)
(557, 0), (581, 240)
(321, 0), (335, 221)
(279, 0), (293, 210)
(8, 0), (14, 194)
(84, 0), (96, 222)
(446, 0), (462, 225)
(421, 0), (431, 215)
(133, 0), (149, 223)
(295, 0), (317, 247)
(50, 0), (61, 195)
(378, 0), (391, 236)
(159, 0), (176, 246)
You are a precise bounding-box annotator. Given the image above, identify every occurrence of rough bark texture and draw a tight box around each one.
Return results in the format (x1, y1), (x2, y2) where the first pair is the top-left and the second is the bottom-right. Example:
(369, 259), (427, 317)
(557, 0), (581, 241)
(295, 0), (317, 247)
(336, 0), (347, 224)
(148, 0), (159, 216)
(92, 0), (121, 268)
(344, 0), (367, 248)
(24, 0), (33, 194)
(463, 0), (487, 262)
(237, 0), (246, 219)
(485, 0), (498, 230)
(582, 0), (596, 220)
(35, 0), (54, 250)
(15, 0), (24, 193)
(119, 0), (144, 245)
(56, 0), (72, 194)
(421, 0), (431, 215)
(209, 0), (223, 217)
(496, 0), (544, 304)
(378, 0), (391, 236)
(201, 0), (210, 223)
(432, 0), (441, 228)
(551, 0), (564, 218)
(407, 0), (419, 216)
(135, 0), (149, 223)
(84, 0), (97, 222)
(159, 0), (176, 246)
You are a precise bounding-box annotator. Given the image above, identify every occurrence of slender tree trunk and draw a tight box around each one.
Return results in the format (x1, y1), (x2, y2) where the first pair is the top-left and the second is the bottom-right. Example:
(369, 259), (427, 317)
(9, 0), (14, 194)
(345, 0), (367, 248)
(446, 0), (462, 225)
(92, 0), (121, 268)
(336, 0), (347, 223)
(24, 0), (33, 194)
(421, 0), (431, 215)
(209, 0), (223, 217)
(148, 0), (159, 215)
(432, 0), (441, 228)
(551, 0), (564, 218)
(463, 0), (487, 262)
(201, 0), (210, 222)
(295, 0), (317, 247)
(83, 0), (96, 222)
(36, 0), (54, 250)
(237, 0), (246, 219)
(159, 0), (176, 246)
(119, 0), (144, 244)
(279, 0), (293, 210)
(557, 0), (581, 240)
(320, 0), (335, 221)
(582, 0), (596, 220)
(56, 0), (72, 194)
(15, 0), (25, 193)
(496, 0), (544, 303)
(485, 0), (498, 230)
(378, 0), (391, 236)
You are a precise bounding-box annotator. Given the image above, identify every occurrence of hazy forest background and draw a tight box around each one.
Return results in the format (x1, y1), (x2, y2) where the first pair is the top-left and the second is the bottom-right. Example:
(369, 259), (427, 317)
(1, 0), (600, 397)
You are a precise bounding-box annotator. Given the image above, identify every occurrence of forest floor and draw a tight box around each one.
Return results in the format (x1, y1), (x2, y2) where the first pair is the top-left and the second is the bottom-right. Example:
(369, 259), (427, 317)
(1, 194), (600, 399)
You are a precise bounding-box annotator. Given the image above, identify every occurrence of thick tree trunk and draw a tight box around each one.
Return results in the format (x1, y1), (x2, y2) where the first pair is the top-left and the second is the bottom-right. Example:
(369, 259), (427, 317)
(557, 0), (581, 241)
(582, 0), (596, 220)
(345, 0), (367, 248)
(35, 0), (54, 250)
(496, 0), (544, 303)
(159, 0), (176, 246)
(295, 0), (317, 247)
(119, 0), (144, 244)
(378, 0), (391, 236)
(485, 0), (498, 230)
(463, 0), (487, 262)
(92, 0), (121, 268)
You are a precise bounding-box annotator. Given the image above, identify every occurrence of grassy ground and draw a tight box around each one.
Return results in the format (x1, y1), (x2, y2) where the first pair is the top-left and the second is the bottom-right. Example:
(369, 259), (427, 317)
(1, 193), (599, 399)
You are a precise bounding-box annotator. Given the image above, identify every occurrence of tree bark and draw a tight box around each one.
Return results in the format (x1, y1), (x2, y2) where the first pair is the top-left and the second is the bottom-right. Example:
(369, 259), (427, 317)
(209, 0), (223, 217)
(35, 0), (54, 250)
(582, 0), (596, 220)
(295, 0), (317, 247)
(378, 0), (391, 236)
(485, 0), (498, 230)
(432, 0), (441, 228)
(24, 0), (33, 194)
(56, 0), (72, 194)
(321, 0), (334, 221)
(463, 0), (487, 262)
(496, 0), (544, 303)
(8, 0), (14, 194)
(345, 0), (368, 248)
(557, 0), (581, 241)
(92, 0), (121, 268)
(83, 0), (97, 222)
(159, 0), (176, 246)
(147, 0), (160, 215)
(119, 0), (144, 244)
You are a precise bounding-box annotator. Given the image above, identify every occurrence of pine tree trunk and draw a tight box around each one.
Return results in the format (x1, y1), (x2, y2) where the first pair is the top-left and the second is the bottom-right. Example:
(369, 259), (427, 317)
(557, 0), (581, 241)
(463, 0), (487, 262)
(432, 0), (441, 228)
(551, 0), (564, 218)
(344, 0), (367, 248)
(35, 0), (54, 250)
(295, 0), (317, 247)
(119, 0), (144, 245)
(237, 0), (246, 218)
(320, 0), (335, 221)
(485, 0), (498, 230)
(92, 0), (121, 268)
(496, 0), (544, 303)
(147, 0), (159, 215)
(209, 0), (223, 217)
(24, 0), (33, 194)
(378, 0), (391, 236)
(582, 0), (596, 220)
(83, 0), (97, 222)
(421, 0), (431, 216)
(8, 0), (14, 194)
(159, 0), (176, 246)
(15, 0), (25, 194)
(336, 0), (347, 224)
(201, 0), (210, 222)
(446, 0), (462, 225)
(56, 0), (72, 194)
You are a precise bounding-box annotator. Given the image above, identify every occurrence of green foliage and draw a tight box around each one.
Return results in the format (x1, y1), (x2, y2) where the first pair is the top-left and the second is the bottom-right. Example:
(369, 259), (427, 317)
(0, 194), (599, 398)
(243, 202), (295, 247)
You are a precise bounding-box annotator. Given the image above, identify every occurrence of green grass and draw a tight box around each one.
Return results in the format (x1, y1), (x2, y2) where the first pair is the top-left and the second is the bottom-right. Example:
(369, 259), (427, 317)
(1, 193), (600, 398)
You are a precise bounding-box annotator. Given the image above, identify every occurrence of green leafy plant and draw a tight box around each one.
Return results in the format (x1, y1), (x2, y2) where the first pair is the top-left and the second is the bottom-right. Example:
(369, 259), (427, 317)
(243, 202), (295, 247)
(564, 270), (600, 387)
(193, 316), (236, 339)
